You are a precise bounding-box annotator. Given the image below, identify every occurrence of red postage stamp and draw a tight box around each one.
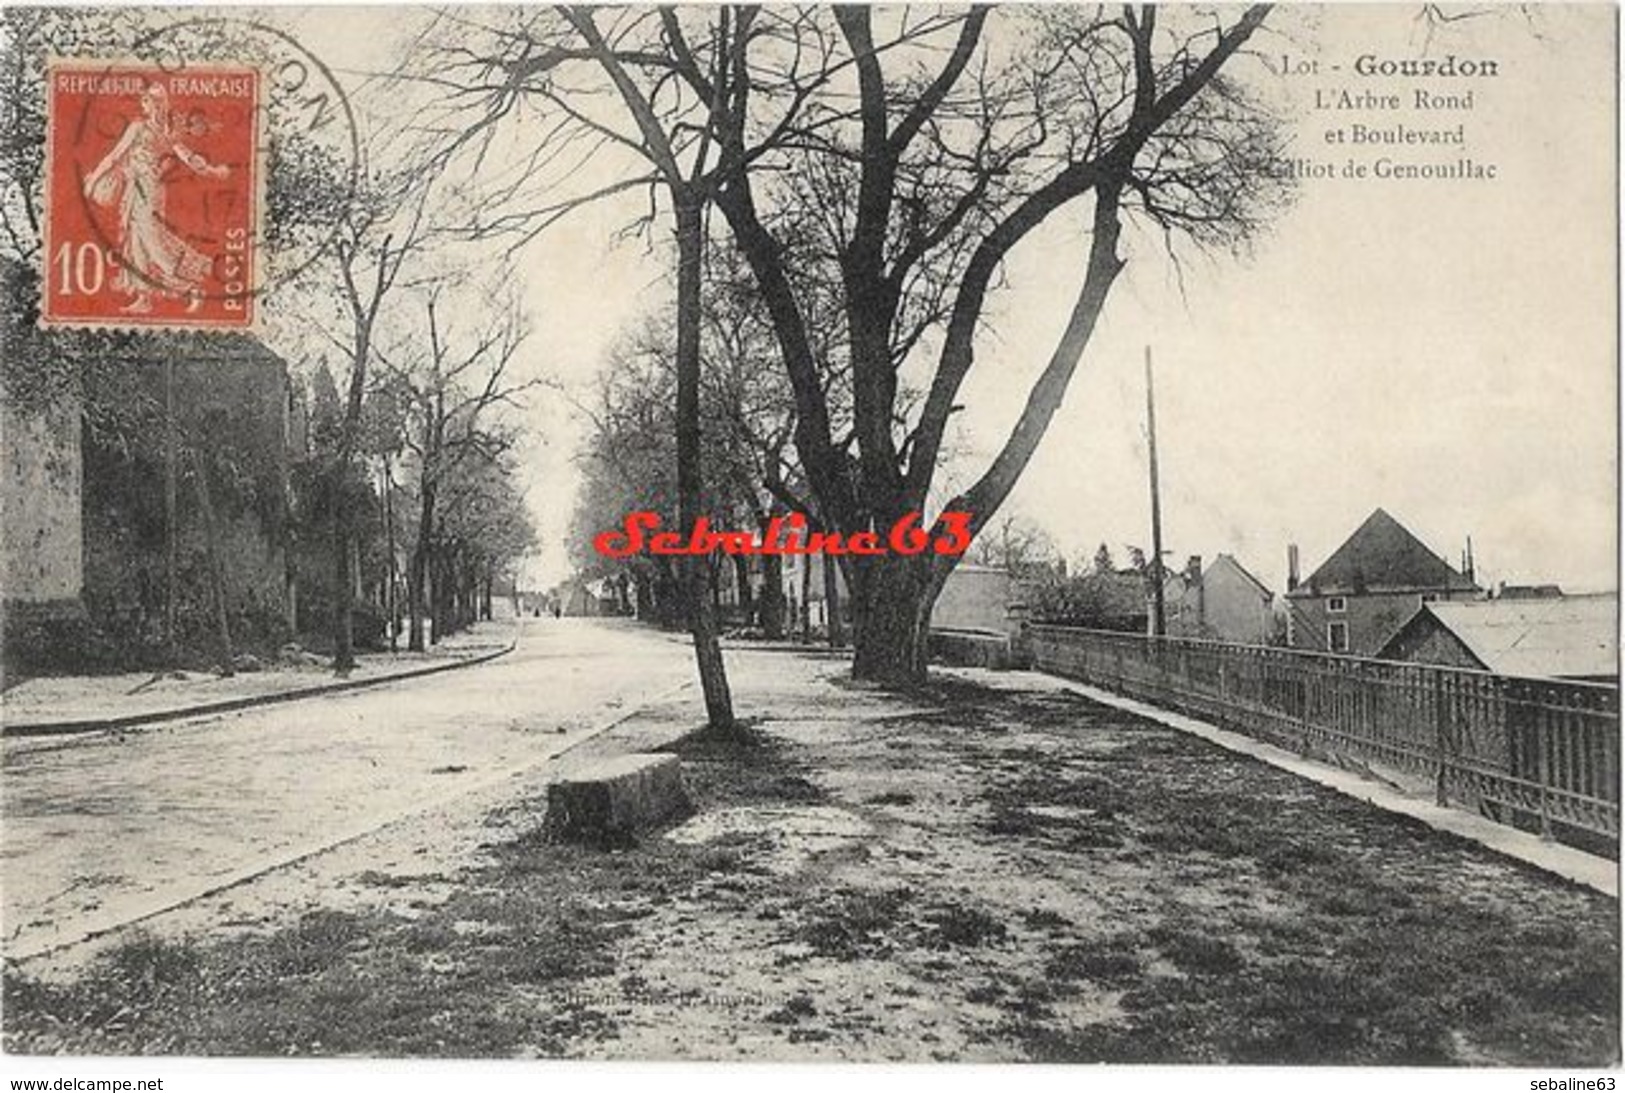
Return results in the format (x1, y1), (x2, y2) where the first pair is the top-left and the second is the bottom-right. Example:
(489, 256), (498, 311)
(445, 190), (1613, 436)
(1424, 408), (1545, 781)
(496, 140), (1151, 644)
(42, 61), (262, 329)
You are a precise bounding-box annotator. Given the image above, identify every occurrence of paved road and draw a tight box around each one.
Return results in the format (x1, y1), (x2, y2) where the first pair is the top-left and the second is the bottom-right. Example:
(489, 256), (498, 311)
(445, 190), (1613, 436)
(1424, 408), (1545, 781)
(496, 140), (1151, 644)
(2, 618), (695, 961)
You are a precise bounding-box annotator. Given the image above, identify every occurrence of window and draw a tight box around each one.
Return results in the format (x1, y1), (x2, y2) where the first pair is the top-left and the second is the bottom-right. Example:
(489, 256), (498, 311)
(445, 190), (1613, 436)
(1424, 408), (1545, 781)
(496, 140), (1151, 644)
(1327, 621), (1349, 652)
(1327, 596), (1347, 613)
(1421, 593), (1440, 604)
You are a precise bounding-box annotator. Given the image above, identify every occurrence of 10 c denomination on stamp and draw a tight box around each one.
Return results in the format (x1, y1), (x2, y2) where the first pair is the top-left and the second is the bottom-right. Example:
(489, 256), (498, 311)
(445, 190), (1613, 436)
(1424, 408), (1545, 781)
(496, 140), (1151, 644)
(43, 61), (262, 329)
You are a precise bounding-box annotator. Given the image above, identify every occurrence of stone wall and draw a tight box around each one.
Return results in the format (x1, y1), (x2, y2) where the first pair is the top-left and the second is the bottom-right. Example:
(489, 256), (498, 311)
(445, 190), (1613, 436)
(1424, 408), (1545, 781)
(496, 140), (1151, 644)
(931, 565), (1012, 634)
(1, 393), (82, 608)
(74, 343), (295, 662)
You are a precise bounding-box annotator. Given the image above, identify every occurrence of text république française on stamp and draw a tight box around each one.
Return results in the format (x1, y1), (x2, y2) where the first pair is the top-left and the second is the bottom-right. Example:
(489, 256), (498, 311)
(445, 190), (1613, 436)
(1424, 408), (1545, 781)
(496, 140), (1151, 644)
(42, 61), (262, 330)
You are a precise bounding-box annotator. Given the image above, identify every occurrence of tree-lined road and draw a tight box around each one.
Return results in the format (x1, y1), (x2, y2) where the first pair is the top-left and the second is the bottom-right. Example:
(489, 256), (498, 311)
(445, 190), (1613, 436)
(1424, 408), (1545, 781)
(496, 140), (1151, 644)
(2, 618), (693, 961)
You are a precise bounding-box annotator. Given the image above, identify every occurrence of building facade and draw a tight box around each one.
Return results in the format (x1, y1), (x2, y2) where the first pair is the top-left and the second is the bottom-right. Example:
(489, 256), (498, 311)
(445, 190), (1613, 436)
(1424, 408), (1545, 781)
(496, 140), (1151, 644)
(1377, 595), (1618, 683)
(1163, 553), (1278, 645)
(1284, 508), (1480, 657)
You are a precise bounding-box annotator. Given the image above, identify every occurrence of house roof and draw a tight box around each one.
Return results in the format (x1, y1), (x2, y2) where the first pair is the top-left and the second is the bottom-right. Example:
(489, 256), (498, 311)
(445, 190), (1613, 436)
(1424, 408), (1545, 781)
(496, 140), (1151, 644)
(1389, 595), (1619, 680)
(1285, 598), (1328, 651)
(1291, 508), (1478, 597)
(1211, 553), (1274, 601)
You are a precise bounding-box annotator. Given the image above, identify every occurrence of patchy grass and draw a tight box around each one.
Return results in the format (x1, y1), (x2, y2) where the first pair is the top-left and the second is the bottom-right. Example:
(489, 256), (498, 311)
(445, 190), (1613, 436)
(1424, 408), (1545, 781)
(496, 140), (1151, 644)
(1045, 935), (1146, 987)
(662, 719), (829, 807)
(789, 886), (917, 960)
(956, 685), (1619, 1065)
(2, 719), (833, 1058)
(4, 665), (1617, 1064)
(4, 857), (632, 1056)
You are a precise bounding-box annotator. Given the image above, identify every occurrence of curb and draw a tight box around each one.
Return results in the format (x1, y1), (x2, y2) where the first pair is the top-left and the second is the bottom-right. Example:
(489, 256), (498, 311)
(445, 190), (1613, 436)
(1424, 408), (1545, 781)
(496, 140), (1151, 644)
(3, 635), (519, 739)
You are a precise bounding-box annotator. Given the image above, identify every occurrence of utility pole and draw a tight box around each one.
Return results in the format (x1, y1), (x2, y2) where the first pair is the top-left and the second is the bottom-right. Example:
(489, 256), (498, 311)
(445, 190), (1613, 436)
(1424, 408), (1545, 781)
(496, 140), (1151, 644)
(1145, 346), (1166, 638)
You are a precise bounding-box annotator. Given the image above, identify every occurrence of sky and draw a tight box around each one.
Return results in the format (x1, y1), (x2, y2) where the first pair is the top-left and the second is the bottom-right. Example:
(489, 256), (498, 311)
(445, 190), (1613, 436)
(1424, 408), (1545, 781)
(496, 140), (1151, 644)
(960, 5), (1619, 594)
(279, 4), (1619, 596)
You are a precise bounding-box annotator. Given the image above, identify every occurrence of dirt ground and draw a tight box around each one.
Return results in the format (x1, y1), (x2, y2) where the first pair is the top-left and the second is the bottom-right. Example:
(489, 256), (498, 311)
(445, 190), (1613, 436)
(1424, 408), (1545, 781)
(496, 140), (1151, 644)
(3, 647), (1617, 1064)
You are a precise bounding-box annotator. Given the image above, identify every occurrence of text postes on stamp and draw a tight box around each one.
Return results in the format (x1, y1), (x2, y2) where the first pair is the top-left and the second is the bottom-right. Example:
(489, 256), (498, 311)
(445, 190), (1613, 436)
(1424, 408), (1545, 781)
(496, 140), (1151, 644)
(43, 61), (262, 330)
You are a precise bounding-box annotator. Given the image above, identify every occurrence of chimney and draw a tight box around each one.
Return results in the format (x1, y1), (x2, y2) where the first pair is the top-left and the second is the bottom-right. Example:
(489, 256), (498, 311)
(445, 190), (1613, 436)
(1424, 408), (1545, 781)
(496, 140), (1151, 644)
(1463, 535), (1476, 585)
(1287, 543), (1300, 591)
(1188, 555), (1205, 633)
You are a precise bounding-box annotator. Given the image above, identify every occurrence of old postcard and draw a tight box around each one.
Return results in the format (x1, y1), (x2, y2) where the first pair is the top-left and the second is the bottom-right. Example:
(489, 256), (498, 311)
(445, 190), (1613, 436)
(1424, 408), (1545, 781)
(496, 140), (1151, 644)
(1, 4), (1617, 1090)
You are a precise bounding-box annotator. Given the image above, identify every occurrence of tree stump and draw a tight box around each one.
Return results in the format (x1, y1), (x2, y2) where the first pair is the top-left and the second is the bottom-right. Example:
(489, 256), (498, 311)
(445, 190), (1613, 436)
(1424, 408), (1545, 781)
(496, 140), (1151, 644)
(544, 753), (690, 847)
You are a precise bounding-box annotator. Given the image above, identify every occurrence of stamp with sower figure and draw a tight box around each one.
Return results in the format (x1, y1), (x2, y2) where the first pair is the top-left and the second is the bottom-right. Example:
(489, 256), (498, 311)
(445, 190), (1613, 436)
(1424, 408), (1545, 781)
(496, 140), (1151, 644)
(44, 60), (263, 329)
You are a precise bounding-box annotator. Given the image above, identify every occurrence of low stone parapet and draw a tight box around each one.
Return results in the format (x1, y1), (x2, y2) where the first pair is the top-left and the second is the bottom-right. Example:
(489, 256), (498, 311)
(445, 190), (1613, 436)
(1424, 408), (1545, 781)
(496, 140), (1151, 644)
(929, 627), (1012, 670)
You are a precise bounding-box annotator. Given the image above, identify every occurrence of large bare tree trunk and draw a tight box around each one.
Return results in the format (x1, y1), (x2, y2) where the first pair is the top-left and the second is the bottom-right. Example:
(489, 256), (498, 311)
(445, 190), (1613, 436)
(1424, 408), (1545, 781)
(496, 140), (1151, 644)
(674, 197), (735, 731)
(408, 474), (434, 651)
(633, 569), (654, 620)
(431, 550), (449, 645)
(653, 557), (682, 630)
(381, 454), (398, 653)
(407, 542), (427, 652)
(850, 556), (936, 684)
(800, 555), (812, 644)
(332, 497), (357, 670)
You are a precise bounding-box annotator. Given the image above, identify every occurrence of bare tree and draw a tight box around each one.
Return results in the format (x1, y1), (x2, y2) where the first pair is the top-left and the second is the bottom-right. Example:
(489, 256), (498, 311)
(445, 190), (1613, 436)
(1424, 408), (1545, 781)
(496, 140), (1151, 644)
(687, 5), (1285, 681)
(316, 176), (433, 673)
(433, 449), (538, 629)
(416, 7), (784, 731)
(381, 280), (533, 650)
(572, 256), (808, 638)
(965, 514), (1059, 577)
(413, 5), (1287, 686)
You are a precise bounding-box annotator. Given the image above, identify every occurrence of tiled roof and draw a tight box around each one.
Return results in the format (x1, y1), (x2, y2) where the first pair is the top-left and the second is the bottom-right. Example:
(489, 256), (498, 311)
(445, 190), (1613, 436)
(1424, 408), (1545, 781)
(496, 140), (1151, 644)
(1403, 595), (1618, 680)
(1285, 598), (1328, 650)
(1292, 508), (1478, 597)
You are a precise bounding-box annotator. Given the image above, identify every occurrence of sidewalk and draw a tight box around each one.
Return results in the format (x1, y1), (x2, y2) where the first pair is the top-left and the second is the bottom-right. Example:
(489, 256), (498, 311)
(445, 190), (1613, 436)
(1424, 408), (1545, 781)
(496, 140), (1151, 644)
(1, 620), (516, 735)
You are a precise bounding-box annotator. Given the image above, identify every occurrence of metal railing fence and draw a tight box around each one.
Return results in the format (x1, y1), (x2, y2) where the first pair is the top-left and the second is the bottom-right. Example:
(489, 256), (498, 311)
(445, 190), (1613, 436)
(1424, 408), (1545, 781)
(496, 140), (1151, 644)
(1026, 626), (1619, 845)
